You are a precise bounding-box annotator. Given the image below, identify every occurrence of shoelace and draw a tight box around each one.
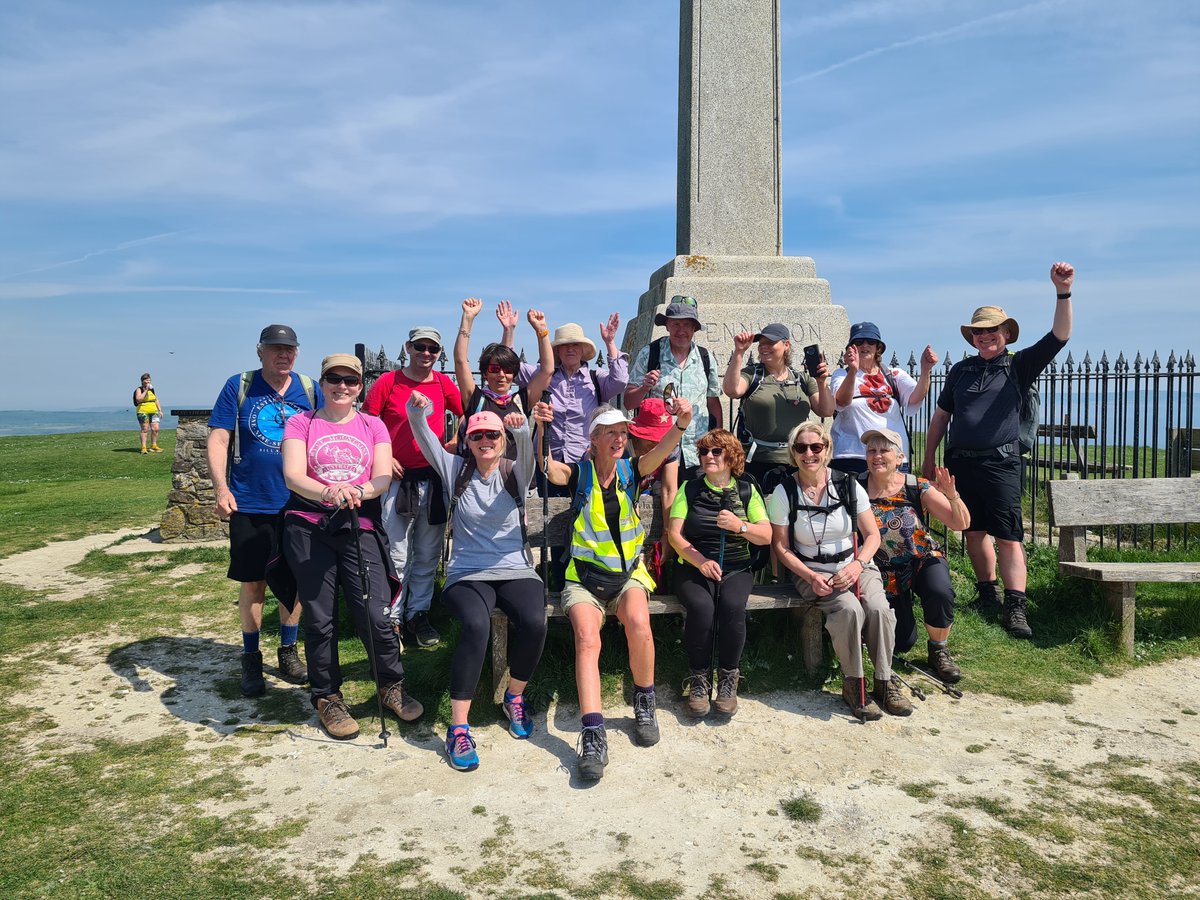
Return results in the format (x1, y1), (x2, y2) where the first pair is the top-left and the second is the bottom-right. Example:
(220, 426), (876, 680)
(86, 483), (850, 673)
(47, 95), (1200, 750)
(684, 674), (711, 697)
(717, 671), (738, 698)
(323, 698), (351, 724)
(507, 696), (527, 724)
(633, 693), (656, 724)
(451, 730), (475, 755)
(578, 727), (605, 757)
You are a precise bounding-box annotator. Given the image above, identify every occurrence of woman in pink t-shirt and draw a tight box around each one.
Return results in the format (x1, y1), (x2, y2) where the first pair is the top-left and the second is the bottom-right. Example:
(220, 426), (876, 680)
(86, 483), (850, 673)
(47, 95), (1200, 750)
(282, 353), (424, 742)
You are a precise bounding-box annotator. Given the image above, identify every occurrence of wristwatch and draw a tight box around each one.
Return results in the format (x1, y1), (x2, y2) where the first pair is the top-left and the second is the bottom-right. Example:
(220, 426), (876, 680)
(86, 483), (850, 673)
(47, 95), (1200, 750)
(739, 524), (748, 534)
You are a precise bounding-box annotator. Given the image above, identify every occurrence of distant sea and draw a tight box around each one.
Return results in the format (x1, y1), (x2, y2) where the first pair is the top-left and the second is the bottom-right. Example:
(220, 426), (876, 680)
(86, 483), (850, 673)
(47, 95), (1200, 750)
(0, 407), (205, 437)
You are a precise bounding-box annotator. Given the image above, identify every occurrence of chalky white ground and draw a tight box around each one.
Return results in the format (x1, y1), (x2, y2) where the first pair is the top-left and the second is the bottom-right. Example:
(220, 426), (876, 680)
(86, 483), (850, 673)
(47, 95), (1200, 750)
(4, 527), (1199, 896)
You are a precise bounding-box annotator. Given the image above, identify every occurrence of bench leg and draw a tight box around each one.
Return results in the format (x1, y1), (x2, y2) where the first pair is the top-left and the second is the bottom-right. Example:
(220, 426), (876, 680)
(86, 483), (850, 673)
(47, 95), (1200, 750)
(490, 610), (511, 703)
(1103, 582), (1136, 656)
(791, 606), (824, 675)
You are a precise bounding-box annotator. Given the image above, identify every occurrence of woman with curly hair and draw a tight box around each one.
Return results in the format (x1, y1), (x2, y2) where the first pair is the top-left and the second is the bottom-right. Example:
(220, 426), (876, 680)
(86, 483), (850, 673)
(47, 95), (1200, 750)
(667, 429), (772, 718)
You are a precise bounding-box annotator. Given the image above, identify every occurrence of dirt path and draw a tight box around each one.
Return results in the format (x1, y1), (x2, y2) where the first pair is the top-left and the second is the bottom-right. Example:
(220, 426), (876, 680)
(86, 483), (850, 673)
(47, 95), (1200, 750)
(7, 529), (1200, 897)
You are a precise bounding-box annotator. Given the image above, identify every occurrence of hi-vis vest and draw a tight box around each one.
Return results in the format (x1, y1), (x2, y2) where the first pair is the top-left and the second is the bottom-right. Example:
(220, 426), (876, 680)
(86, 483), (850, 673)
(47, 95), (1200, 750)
(565, 462), (656, 592)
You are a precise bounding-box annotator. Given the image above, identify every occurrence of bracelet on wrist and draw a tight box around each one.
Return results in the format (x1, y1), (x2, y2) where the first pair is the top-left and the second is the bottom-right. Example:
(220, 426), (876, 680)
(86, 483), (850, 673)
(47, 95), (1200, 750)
(459, 329), (471, 337)
(675, 422), (687, 432)
(536, 329), (548, 338)
(1056, 291), (1071, 300)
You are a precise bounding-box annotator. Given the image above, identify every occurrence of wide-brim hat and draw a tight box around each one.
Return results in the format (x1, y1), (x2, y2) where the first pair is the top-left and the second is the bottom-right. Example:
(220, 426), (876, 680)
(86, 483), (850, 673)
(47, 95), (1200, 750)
(550, 323), (597, 361)
(321, 353), (363, 377)
(628, 397), (674, 441)
(654, 298), (704, 330)
(960, 306), (1019, 346)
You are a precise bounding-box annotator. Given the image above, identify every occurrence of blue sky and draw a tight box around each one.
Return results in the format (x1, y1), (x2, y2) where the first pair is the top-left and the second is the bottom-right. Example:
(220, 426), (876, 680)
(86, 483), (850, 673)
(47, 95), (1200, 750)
(1, 0), (1197, 409)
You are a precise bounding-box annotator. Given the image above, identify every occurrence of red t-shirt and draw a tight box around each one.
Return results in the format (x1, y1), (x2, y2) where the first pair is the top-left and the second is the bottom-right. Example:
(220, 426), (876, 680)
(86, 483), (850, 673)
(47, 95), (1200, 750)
(362, 370), (463, 469)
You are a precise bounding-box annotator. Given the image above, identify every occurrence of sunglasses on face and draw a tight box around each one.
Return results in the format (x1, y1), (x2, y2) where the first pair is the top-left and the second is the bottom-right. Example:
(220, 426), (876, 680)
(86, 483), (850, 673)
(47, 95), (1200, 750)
(322, 373), (361, 386)
(468, 430), (502, 442)
(485, 363), (515, 376)
(793, 442), (826, 455)
(697, 446), (724, 458)
(970, 326), (1000, 336)
(669, 295), (699, 307)
(850, 339), (878, 347)
(410, 341), (441, 355)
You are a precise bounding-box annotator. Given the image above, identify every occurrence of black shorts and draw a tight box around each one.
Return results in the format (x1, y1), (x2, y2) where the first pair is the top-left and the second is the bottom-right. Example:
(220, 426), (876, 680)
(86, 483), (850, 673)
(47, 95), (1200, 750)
(227, 512), (281, 583)
(948, 451), (1024, 542)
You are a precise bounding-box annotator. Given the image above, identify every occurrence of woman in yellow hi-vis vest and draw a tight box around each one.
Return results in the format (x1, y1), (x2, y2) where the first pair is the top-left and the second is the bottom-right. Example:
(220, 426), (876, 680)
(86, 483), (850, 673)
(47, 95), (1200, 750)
(533, 396), (692, 783)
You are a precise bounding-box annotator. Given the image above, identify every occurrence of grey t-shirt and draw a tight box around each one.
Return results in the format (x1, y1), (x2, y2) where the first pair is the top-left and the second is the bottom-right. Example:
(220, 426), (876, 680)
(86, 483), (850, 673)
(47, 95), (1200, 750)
(408, 396), (540, 589)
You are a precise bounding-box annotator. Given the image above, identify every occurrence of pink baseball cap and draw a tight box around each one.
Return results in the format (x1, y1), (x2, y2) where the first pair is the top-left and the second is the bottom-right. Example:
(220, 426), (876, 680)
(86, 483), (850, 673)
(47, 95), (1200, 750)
(628, 397), (674, 442)
(466, 410), (505, 435)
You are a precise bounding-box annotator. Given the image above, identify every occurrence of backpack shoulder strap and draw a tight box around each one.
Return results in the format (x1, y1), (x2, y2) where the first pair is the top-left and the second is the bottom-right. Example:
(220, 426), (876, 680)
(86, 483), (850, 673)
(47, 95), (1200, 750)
(617, 457), (638, 507)
(571, 459), (594, 514)
(698, 345), (711, 380)
(782, 475), (800, 555)
(230, 370), (257, 467)
(736, 475), (754, 515)
(297, 373), (316, 408)
(589, 368), (601, 397)
(684, 476), (703, 507)
(448, 456), (478, 522)
(831, 469), (857, 521)
(745, 363), (766, 398)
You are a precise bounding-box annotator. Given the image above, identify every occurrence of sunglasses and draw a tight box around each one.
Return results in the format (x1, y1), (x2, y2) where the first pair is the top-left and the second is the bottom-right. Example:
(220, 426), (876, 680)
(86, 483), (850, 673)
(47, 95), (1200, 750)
(411, 341), (441, 355)
(793, 442), (826, 455)
(970, 326), (1000, 336)
(697, 446), (724, 458)
(669, 295), (698, 307)
(485, 363), (515, 376)
(468, 430), (502, 442)
(849, 338), (878, 347)
(322, 373), (361, 386)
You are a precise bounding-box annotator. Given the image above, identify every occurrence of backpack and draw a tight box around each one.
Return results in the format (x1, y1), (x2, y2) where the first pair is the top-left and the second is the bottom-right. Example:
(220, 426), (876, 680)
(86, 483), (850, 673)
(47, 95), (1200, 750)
(949, 352), (1040, 455)
(779, 469), (860, 557)
(647, 338), (712, 385)
(683, 474), (770, 572)
(731, 363), (804, 445)
(848, 367), (914, 454)
(570, 457), (639, 515)
(448, 456), (530, 556)
(230, 370), (317, 468)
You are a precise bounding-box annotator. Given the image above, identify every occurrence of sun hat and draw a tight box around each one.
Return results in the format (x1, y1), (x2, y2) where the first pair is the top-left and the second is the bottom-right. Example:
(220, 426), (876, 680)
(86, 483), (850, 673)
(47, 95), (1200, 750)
(860, 428), (905, 455)
(589, 407), (630, 435)
(753, 323), (791, 343)
(550, 323), (597, 361)
(960, 306), (1019, 346)
(627, 398), (675, 441)
(465, 410), (505, 436)
(320, 353), (363, 377)
(408, 326), (443, 346)
(654, 295), (704, 330)
(847, 322), (885, 355)
(260, 324), (299, 347)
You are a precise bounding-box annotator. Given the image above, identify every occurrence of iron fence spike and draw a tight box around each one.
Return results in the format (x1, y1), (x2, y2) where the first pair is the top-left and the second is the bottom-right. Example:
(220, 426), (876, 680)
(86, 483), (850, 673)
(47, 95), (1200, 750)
(1082, 351), (1092, 371)
(1167, 350), (1177, 370)
(1134, 352), (1143, 371)
(1151, 350), (1161, 371)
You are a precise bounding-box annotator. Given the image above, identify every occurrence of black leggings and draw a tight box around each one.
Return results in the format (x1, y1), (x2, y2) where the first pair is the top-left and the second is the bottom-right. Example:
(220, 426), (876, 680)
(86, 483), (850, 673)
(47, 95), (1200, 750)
(890, 556), (956, 653)
(441, 578), (548, 701)
(674, 565), (752, 671)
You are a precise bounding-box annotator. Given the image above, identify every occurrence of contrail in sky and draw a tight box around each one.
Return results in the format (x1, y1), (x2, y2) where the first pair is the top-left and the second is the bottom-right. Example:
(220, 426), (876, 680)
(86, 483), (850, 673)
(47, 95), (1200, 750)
(0, 231), (183, 280)
(784, 0), (1059, 85)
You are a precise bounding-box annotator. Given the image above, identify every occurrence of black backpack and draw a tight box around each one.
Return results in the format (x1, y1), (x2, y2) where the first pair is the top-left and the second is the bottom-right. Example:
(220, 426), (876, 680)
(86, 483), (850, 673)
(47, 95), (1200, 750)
(682, 474), (770, 572)
(948, 352), (1040, 455)
(779, 469), (860, 556)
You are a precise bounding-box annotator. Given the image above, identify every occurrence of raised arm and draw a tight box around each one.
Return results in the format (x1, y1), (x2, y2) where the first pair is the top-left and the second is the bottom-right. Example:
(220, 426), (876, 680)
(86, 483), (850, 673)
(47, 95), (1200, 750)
(406, 391), (459, 485)
(639, 397), (692, 477)
(906, 345), (938, 409)
(809, 357), (835, 417)
(922, 466), (971, 531)
(531, 400), (574, 485)
(496, 300), (519, 349)
(525, 308), (554, 398)
(834, 345), (858, 409)
(723, 332), (754, 398)
(455, 297), (484, 405)
(1050, 261), (1074, 342)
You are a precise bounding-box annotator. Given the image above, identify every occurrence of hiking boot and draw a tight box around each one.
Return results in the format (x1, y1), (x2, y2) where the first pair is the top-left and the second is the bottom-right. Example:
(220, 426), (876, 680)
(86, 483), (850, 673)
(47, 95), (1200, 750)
(406, 611), (441, 648)
(928, 645), (963, 684)
(502, 693), (534, 739)
(632, 690), (660, 746)
(841, 676), (882, 721)
(577, 724), (609, 781)
(316, 694), (359, 740)
(240, 650), (265, 698)
(276, 643), (307, 684)
(1003, 592), (1033, 640)
(379, 680), (424, 722)
(873, 675), (914, 717)
(682, 669), (712, 718)
(972, 581), (1002, 616)
(446, 726), (480, 772)
(714, 667), (740, 717)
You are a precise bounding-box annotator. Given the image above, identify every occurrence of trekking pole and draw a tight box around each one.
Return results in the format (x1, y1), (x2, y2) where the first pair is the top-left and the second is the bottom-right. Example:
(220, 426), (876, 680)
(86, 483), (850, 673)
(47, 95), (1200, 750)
(347, 504), (393, 748)
(851, 532), (867, 719)
(892, 670), (927, 701)
(539, 390), (551, 604)
(897, 656), (964, 699)
(711, 486), (733, 686)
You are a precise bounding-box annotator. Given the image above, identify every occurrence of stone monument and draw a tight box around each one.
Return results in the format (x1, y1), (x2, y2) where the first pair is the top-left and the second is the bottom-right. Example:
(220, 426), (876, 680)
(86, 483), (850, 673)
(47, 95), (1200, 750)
(622, 0), (849, 364)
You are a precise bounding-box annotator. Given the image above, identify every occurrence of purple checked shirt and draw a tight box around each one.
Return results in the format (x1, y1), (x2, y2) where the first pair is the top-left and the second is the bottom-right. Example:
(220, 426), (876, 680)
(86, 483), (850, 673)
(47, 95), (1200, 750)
(518, 355), (630, 463)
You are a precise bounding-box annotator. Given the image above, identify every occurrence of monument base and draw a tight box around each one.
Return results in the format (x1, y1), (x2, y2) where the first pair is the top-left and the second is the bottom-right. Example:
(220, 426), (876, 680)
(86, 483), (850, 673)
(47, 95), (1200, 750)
(621, 255), (850, 367)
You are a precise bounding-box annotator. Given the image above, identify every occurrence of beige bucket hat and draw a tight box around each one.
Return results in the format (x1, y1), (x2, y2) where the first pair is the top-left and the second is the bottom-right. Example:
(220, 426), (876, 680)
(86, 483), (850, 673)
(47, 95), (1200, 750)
(551, 323), (597, 361)
(960, 306), (1019, 346)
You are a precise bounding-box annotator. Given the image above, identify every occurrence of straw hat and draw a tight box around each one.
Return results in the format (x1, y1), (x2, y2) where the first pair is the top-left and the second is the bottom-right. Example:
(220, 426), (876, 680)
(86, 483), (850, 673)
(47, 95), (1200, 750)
(960, 306), (1019, 346)
(551, 324), (597, 361)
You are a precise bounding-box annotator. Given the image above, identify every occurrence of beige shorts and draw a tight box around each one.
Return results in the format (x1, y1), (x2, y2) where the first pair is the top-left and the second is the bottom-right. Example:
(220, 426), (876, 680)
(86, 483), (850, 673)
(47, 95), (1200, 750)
(560, 577), (649, 617)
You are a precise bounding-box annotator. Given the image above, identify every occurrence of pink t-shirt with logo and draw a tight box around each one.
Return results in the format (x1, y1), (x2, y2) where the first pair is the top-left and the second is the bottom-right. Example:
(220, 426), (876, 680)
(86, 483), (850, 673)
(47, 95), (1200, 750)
(283, 411), (390, 527)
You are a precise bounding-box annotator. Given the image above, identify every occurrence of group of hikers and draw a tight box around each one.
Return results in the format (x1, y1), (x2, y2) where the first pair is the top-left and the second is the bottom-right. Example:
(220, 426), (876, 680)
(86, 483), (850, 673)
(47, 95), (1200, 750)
(202, 261), (1075, 781)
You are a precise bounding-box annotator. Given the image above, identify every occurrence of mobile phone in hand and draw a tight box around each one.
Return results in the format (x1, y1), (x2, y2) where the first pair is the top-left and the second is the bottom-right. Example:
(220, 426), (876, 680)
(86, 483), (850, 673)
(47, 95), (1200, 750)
(803, 344), (823, 378)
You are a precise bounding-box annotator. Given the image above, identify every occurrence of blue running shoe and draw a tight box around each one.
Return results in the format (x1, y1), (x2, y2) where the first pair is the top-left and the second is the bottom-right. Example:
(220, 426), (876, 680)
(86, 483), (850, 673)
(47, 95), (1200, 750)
(446, 726), (480, 772)
(502, 693), (534, 739)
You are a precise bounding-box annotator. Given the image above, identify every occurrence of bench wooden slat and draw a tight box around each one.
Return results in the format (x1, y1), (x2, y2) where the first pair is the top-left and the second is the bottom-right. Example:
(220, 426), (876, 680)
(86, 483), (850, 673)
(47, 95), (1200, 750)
(1058, 562), (1200, 583)
(1047, 478), (1200, 527)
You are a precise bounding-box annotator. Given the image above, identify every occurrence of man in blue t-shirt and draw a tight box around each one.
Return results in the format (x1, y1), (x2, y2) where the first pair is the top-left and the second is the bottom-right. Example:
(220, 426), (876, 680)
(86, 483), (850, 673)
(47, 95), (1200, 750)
(923, 263), (1075, 642)
(207, 324), (323, 697)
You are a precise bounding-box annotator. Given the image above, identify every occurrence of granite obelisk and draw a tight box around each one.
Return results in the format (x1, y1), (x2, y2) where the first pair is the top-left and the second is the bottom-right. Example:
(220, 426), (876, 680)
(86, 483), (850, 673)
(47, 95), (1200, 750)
(622, 0), (849, 362)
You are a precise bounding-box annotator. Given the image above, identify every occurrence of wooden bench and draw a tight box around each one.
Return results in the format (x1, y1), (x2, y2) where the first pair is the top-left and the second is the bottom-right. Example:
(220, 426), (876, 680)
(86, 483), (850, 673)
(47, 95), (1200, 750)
(486, 495), (824, 700)
(1047, 477), (1200, 654)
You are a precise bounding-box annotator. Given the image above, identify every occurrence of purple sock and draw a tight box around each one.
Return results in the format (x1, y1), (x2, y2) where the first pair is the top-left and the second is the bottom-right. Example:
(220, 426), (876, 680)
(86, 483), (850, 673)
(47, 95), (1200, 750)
(582, 712), (604, 728)
(635, 683), (655, 695)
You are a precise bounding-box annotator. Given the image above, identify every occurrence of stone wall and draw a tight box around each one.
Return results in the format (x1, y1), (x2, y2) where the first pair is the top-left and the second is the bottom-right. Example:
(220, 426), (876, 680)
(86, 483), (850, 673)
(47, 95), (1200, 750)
(160, 409), (226, 542)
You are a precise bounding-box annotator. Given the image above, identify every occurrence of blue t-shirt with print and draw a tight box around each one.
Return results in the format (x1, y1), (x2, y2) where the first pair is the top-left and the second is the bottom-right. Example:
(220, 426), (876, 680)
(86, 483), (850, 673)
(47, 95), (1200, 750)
(209, 371), (323, 514)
